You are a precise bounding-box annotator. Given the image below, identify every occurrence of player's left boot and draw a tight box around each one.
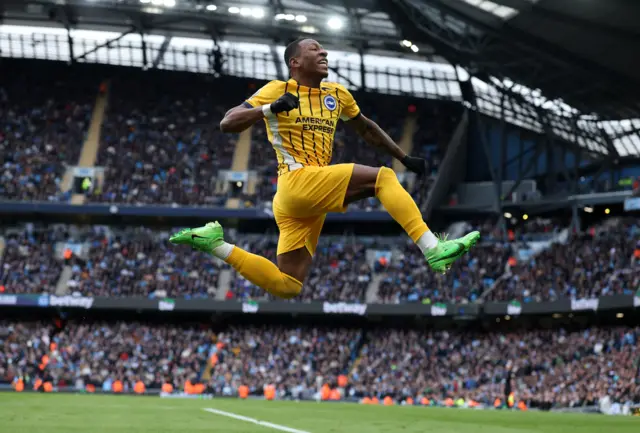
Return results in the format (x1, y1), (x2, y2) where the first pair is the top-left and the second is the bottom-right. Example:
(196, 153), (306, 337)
(169, 221), (225, 254)
(424, 231), (480, 273)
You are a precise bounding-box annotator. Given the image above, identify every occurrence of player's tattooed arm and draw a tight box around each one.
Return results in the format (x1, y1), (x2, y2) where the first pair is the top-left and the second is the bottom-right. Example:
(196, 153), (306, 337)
(347, 114), (406, 161)
(219, 105), (265, 133)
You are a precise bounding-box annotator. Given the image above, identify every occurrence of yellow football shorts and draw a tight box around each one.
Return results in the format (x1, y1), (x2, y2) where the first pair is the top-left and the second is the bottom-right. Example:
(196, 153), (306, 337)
(273, 163), (355, 256)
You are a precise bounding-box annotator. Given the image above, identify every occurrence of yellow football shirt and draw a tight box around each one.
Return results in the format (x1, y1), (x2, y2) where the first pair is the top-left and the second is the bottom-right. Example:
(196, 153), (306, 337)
(244, 78), (361, 175)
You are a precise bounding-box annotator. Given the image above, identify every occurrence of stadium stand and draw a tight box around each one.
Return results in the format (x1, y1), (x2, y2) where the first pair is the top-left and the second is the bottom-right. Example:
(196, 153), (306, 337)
(0, 320), (211, 393)
(207, 325), (361, 399)
(1, 320), (637, 407)
(92, 73), (241, 206)
(65, 227), (221, 298)
(410, 101), (460, 207)
(0, 227), (66, 294)
(351, 327), (640, 407)
(0, 61), (94, 202)
(488, 219), (639, 302)
(0, 61), (459, 210)
(0, 217), (637, 303)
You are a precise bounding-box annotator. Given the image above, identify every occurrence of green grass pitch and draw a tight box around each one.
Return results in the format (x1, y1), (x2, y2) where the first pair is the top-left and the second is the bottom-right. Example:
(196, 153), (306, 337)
(0, 393), (637, 433)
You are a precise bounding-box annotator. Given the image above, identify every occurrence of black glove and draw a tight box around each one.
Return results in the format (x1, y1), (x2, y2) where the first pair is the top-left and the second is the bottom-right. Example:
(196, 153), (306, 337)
(401, 155), (428, 175)
(270, 93), (299, 114)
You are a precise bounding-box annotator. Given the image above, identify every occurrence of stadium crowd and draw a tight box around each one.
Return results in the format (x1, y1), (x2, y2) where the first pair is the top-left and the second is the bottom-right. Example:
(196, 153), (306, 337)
(0, 320), (210, 393)
(1, 321), (637, 408)
(0, 61), (94, 202)
(489, 219), (639, 302)
(1, 217), (638, 303)
(92, 74), (239, 206)
(207, 326), (361, 399)
(350, 326), (639, 408)
(0, 227), (66, 295)
(66, 227), (221, 299)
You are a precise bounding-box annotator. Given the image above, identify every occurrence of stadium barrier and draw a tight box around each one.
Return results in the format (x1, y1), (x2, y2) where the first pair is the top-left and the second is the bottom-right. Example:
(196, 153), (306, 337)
(4, 386), (635, 415)
(0, 201), (397, 222)
(484, 294), (640, 316)
(0, 293), (637, 317)
(0, 194), (633, 222)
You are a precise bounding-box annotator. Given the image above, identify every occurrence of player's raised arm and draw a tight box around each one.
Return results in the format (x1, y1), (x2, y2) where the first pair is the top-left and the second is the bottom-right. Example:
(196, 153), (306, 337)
(347, 114), (405, 161)
(346, 114), (428, 176)
(220, 80), (298, 133)
(337, 84), (427, 175)
(219, 105), (266, 133)
(219, 94), (299, 133)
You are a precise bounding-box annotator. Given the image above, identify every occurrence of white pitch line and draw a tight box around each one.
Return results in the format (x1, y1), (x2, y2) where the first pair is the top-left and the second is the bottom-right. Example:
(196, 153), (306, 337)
(203, 408), (311, 433)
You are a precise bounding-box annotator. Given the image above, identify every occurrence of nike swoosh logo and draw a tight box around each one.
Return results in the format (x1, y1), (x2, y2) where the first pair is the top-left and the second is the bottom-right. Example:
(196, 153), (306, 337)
(430, 242), (465, 264)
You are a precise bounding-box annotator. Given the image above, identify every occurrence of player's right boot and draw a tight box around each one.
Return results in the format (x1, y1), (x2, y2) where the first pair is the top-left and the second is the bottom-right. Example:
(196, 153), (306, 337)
(424, 231), (480, 274)
(169, 221), (225, 254)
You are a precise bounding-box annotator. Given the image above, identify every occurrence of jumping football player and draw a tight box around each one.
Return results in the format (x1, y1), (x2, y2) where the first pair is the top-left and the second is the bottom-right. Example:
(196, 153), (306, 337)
(170, 38), (480, 299)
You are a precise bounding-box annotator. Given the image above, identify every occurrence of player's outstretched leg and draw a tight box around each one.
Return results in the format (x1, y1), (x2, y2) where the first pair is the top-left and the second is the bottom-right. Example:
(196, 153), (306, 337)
(345, 164), (480, 272)
(170, 222), (302, 299)
(365, 166), (479, 273)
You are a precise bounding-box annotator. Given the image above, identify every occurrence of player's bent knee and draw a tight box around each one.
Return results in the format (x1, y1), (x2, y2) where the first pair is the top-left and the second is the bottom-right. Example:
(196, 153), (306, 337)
(375, 166), (398, 193)
(378, 166), (396, 178)
(274, 273), (303, 299)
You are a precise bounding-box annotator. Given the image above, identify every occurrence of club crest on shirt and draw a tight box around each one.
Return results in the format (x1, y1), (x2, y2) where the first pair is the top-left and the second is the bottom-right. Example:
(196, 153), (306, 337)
(323, 95), (337, 111)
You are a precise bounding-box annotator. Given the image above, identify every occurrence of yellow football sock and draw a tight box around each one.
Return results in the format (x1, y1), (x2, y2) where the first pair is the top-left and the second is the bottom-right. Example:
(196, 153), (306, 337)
(225, 246), (303, 299)
(375, 166), (429, 242)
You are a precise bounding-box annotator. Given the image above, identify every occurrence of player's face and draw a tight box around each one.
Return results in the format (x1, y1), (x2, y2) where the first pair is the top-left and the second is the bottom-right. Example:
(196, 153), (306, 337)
(296, 39), (329, 78)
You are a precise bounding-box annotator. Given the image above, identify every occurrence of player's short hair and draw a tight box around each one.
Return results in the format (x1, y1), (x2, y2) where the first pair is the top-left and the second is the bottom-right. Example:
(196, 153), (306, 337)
(284, 37), (307, 69)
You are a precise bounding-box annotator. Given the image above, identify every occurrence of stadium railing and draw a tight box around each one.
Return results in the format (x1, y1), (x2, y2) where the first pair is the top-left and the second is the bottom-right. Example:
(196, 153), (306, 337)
(0, 293), (637, 317)
(0, 200), (402, 221)
(0, 189), (634, 221)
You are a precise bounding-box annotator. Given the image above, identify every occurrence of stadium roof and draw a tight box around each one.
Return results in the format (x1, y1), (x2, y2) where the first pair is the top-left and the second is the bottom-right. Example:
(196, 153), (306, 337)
(1, 0), (412, 53)
(390, 0), (640, 119)
(2, 0), (640, 155)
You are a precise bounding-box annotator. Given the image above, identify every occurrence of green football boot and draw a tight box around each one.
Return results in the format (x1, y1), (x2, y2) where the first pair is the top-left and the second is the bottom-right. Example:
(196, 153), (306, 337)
(169, 221), (225, 254)
(425, 231), (480, 273)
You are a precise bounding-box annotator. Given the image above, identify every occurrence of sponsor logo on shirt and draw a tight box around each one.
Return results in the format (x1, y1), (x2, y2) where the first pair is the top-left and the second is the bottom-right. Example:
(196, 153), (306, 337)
(294, 117), (336, 134)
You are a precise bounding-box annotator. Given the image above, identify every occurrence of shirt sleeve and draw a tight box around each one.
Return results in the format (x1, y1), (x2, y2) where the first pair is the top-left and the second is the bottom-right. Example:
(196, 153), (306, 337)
(337, 85), (361, 121)
(243, 81), (284, 108)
